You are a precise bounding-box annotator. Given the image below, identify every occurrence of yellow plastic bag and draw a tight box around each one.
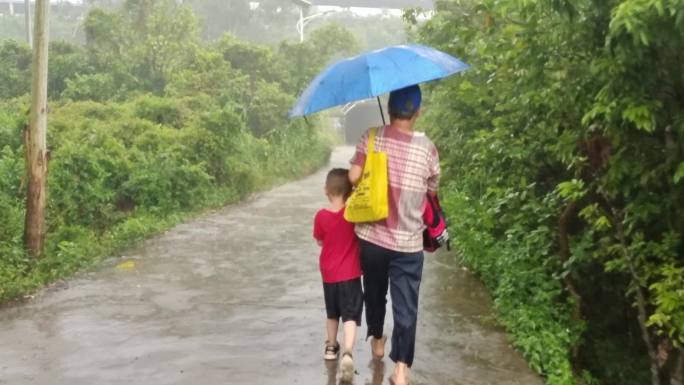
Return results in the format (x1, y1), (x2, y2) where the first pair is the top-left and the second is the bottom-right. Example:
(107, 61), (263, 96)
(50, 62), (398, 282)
(344, 127), (388, 223)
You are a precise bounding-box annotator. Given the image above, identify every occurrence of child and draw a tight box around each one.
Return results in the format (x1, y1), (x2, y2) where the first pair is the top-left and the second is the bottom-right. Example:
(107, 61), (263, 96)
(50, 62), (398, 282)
(313, 168), (363, 383)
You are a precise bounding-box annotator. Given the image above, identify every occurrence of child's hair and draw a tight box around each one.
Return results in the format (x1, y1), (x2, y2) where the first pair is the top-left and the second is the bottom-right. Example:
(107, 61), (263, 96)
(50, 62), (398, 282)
(326, 168), (352, 199)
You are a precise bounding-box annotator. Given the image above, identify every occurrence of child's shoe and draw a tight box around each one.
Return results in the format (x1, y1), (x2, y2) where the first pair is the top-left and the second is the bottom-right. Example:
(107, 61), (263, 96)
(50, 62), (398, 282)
(339, 352), (354, 383)
(324, 341), (340, 360)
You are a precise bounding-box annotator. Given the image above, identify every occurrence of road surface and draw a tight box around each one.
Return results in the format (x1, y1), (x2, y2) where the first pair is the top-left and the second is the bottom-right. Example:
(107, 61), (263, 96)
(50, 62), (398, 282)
(0, 147), (542, 385)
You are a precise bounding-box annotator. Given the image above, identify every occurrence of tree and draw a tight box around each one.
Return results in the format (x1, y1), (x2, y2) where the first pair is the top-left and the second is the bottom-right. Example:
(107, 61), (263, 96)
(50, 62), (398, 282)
(213, 34), (287, 85)
(186, 0), (300, 44)
(82, 0), (200, 96)
(121, 0), (200, 92)
(278, 22), (359, 94)
(185, 0), (252, 40)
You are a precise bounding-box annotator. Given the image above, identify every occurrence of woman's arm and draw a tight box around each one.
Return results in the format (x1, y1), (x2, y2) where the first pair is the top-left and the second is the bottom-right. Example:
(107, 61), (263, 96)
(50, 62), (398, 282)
(349, 164), (363, 186)
(427, 141), (441, 194)
(349, 128), (371, 186)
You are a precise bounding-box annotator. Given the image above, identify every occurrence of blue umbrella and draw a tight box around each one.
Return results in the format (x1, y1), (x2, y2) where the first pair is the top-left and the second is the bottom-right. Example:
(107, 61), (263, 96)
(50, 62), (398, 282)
(289, 44), (469, 120)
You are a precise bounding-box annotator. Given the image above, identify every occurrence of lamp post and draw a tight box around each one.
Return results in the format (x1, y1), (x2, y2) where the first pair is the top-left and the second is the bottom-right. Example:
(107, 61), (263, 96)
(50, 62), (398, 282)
(291, 0), (340, 43)
(296, 10), (335, 42)
(291, 0), (312, 42)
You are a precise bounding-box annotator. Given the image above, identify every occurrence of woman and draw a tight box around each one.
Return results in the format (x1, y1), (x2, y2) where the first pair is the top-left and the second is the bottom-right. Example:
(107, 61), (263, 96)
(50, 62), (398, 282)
(349, 85), (440, 385)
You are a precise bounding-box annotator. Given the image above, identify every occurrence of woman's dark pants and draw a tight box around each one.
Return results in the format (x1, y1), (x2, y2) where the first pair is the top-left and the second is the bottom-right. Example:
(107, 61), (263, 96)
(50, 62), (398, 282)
(360, 239), (424, 368)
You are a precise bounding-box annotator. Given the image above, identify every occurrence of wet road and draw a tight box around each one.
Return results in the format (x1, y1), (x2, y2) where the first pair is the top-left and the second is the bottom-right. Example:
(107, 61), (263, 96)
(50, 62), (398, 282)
(0, 147), (542, 385)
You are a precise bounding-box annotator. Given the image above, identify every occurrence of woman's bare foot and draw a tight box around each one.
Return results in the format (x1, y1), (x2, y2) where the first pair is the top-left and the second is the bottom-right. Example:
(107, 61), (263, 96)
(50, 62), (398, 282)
(389, 362), (409, 385)
(370, 335), (387, 359)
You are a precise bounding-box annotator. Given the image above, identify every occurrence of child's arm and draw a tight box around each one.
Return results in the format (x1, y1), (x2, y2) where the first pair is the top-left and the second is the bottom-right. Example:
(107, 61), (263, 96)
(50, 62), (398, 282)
(313, 211), (325, 247)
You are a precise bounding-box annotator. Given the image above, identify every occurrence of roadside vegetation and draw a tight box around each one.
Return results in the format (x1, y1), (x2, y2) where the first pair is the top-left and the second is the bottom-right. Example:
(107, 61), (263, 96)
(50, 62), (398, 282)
(411, 1), (684, 384)
(0, 0), (359, 302)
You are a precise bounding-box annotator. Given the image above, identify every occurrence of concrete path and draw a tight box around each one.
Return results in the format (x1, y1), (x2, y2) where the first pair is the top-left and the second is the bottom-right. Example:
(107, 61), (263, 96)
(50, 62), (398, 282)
(0, 147), (543, 385)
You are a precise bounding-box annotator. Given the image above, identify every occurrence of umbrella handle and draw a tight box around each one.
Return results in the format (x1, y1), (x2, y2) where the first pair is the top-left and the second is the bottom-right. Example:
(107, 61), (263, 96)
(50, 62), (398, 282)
(377, 96), (386, 126)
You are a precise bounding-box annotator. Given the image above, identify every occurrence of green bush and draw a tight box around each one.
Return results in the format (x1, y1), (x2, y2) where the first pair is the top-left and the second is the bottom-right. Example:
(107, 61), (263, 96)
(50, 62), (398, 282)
(48, 41), (92, 99)
(61, 73), (122, 102)
(415, 1), (684, 384)
(0, 40), (31, 100)
(0, 94), (332, 303)
(133, 94), (189, 129)
(246, 81), (294, 138)
(0, 145), (24, 243)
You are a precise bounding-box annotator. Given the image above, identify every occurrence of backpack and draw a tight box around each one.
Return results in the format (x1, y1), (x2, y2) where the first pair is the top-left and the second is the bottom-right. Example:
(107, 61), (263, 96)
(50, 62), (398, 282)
(423, 194), (451, 252)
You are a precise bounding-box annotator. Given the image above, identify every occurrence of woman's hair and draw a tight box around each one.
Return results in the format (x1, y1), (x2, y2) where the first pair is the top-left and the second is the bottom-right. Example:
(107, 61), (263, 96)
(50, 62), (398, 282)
(389, 107), (419, 121)
(326, 168), (352, 198)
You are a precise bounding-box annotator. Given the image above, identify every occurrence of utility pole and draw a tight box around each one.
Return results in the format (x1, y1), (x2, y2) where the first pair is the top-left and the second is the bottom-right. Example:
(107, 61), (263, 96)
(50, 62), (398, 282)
(24, 0), (49, 258)
(24, 0), (32, 47)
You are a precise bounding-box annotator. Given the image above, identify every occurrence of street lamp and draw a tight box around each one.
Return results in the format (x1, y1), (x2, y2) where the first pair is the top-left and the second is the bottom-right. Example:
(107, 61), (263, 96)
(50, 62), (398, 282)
(296, 10), (335, 42)
(290, 0), (310, 42)
(290, 0), (340, 43)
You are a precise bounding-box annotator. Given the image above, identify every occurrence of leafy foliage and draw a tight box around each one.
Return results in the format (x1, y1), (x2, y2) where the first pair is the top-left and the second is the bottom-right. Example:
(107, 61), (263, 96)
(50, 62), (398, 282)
(0, 0), (349, 303)
(278, 23), (359, 94)
(414, 0), (684, 384)
(0, 40), (31, 99)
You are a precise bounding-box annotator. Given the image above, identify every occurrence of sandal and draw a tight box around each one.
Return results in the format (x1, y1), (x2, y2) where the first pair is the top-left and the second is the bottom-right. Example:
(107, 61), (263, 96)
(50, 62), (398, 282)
(324, 341), (340, 360)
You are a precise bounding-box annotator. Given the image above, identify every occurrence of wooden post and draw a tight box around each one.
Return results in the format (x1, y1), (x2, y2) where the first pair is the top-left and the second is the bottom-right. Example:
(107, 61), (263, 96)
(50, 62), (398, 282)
(24, 0), (32, 47)
(24, 0), (49, 258)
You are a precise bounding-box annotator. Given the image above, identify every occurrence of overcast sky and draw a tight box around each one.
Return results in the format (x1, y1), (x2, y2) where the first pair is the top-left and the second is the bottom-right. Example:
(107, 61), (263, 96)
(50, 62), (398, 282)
(0, 0), (405, 19)
(32, 0), (403, 17)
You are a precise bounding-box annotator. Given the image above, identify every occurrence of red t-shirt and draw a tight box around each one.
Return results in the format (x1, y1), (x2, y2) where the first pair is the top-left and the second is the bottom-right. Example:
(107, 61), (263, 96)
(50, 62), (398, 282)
(313, 208), (362, 283)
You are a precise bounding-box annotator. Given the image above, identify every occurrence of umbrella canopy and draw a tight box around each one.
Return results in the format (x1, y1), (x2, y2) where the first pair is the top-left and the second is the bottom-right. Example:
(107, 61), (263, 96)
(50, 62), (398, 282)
(289, 44), (469, 117)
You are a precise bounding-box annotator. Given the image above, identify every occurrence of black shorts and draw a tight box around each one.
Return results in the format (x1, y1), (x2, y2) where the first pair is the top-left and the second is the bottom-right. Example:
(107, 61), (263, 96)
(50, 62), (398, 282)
(323, 278), (363, 325)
